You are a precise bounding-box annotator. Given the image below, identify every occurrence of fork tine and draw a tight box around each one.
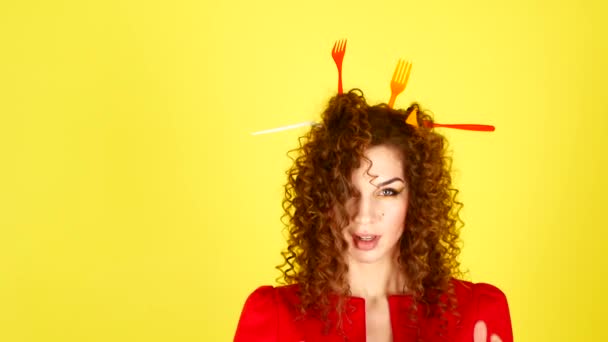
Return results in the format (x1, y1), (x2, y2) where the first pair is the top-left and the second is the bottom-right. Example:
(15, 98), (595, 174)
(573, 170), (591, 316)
(403, 61), (412, 85)
(392, 59), (401, 81)
(393, 60), (400, 81)
(333, 39), (347, 54)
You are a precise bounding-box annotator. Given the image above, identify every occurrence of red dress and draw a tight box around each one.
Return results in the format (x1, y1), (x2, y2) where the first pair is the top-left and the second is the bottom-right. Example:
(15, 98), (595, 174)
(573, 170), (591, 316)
(234, 278), (513, 341)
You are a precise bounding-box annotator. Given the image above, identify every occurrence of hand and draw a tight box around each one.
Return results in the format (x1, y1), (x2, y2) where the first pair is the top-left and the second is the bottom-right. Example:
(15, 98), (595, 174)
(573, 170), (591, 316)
(474, 320), (502, 342)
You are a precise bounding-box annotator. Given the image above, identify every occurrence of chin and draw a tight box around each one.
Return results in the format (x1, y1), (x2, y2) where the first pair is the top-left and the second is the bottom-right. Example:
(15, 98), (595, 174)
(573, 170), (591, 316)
(348, 249), (388, 264)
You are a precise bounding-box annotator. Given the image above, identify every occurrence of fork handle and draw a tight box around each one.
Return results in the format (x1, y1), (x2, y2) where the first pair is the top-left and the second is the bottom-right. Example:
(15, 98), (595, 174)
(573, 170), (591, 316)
(388, 93), (397, 108)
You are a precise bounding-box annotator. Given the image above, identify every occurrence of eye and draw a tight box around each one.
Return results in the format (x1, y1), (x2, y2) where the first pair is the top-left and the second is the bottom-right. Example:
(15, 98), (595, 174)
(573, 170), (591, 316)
(379, 188), (400, 196)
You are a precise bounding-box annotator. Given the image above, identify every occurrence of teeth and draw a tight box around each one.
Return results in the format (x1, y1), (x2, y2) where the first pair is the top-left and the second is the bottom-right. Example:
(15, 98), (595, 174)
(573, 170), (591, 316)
(358, 236), (374, 241)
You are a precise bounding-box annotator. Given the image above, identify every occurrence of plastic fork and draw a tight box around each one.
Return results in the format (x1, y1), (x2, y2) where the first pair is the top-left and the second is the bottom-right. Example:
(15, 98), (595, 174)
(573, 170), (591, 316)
(422, 121), (496, 131)
(388, 59), (412, 108)
(331, 39), (347, 94)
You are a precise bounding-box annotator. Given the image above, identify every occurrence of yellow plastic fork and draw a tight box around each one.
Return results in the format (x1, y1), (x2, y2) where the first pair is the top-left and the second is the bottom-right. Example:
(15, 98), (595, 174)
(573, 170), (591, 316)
(388, 59), (412, 108)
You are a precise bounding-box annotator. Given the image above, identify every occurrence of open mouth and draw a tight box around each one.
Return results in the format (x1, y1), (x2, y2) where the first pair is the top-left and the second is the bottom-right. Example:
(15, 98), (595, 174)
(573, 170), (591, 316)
(352, 234), (379, 250)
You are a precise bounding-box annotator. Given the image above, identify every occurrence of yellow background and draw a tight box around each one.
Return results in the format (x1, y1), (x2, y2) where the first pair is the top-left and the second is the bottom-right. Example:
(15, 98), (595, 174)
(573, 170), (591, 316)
(1, 0), (606, 341)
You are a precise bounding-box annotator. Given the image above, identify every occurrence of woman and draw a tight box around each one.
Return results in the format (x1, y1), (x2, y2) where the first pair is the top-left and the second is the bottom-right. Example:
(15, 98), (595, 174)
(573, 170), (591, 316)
(234, 89), (512, 341)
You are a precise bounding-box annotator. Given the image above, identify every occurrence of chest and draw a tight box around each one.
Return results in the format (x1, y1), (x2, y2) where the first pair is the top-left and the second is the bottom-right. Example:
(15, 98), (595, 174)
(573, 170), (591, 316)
(284, 294), (469, 342)
(365, 299), (393, 342)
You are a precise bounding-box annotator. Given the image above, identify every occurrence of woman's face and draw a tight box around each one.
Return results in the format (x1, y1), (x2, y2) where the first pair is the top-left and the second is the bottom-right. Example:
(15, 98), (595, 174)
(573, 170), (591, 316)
(342, 144), (409, 265)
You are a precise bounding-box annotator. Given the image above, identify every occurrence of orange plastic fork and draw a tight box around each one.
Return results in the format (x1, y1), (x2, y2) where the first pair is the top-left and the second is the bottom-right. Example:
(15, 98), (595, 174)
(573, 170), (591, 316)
(388, 59), (412, 108)
(331, 39), (347, 94)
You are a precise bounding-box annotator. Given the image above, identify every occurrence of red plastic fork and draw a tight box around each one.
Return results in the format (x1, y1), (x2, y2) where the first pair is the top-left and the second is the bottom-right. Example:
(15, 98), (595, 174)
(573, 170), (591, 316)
(331, 39), (347, 94)
(422, 121), (495, 131)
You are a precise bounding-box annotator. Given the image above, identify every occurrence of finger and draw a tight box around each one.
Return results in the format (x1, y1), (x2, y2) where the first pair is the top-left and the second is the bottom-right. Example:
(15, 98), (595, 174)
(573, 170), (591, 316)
(490, 333), (503, 342)
(474, 320), (487, 342)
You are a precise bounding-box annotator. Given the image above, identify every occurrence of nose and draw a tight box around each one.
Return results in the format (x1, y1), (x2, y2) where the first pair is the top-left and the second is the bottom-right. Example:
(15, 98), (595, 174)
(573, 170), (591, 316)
(352, 197), (379, 224)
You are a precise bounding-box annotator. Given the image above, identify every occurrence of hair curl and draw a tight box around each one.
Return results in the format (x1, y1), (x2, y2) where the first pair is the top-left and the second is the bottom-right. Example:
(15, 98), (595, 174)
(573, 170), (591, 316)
(276, 89), (465, 339)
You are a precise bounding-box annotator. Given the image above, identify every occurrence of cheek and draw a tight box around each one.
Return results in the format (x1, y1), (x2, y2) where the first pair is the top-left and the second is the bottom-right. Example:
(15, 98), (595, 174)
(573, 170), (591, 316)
(382, 202), (408, 233)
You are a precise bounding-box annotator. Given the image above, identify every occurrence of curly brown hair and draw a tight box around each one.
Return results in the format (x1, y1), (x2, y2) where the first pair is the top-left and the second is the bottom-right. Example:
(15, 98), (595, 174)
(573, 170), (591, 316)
(276, 88), (465, 338)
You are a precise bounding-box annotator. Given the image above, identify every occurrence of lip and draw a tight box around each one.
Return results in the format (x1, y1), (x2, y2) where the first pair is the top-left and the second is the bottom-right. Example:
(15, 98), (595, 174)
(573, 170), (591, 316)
(352, 233), (380, 251)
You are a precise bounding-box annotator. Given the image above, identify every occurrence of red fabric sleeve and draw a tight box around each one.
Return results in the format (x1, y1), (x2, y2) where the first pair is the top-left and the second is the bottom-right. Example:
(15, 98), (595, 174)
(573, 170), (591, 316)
(474, 283), (513, 342)
(233, 286), (277, 342)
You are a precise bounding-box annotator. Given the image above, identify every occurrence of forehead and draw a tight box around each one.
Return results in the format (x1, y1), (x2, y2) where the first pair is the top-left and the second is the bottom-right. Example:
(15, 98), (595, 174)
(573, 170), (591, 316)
(352, 145), (404, 181)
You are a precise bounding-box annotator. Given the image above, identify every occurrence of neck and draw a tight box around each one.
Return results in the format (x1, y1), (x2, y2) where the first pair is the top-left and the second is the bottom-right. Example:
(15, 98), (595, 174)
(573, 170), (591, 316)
(347, 256), (408, 301)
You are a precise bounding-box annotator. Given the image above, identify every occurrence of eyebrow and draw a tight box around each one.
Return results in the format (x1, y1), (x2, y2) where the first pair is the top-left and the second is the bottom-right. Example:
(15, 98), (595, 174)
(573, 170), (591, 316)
(376, 177), (406, 187)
